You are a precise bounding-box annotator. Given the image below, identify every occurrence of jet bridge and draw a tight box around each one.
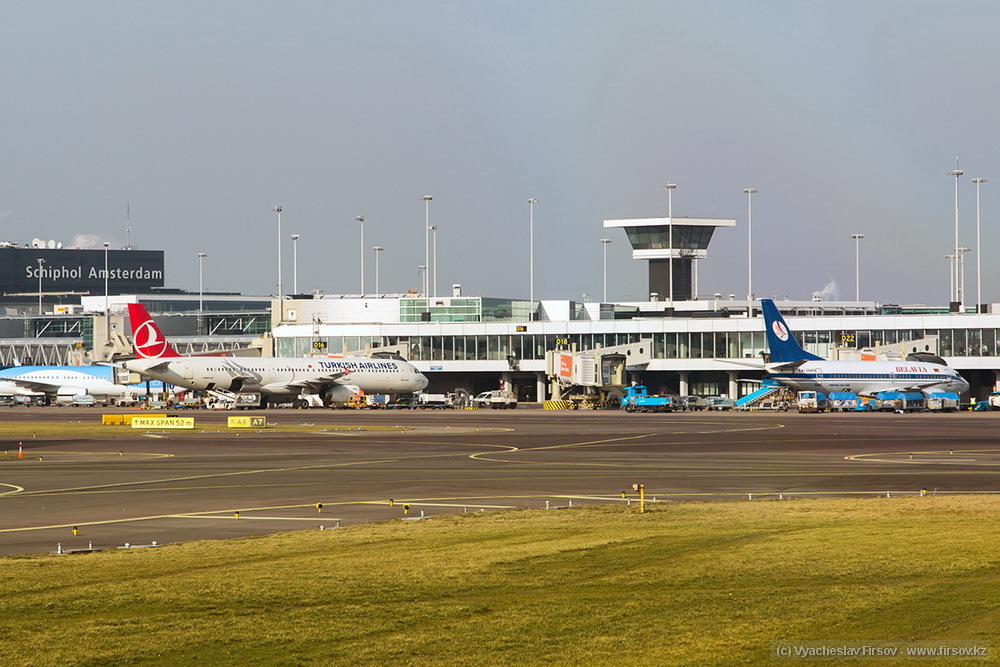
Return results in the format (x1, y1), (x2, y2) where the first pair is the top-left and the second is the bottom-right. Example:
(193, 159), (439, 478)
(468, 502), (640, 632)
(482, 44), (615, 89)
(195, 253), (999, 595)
(545, 340), (652, 406)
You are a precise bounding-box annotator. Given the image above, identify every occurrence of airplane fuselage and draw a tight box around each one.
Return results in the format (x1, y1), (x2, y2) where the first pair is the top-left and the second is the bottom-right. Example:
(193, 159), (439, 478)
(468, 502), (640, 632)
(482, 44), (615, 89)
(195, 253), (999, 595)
(0, 368), (134, 401)
(766, 360), (969, 396)
(123, 356), (429, 401)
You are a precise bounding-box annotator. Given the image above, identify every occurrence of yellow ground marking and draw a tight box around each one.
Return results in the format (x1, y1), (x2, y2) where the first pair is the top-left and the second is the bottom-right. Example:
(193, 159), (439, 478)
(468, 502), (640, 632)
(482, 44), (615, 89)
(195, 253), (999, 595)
(846, 448), (1000, 465)
(0, 450), (173, 460)
(11, 458), (403, 497)
(181, 516), (344, 521)
(0, 482), (24, 496)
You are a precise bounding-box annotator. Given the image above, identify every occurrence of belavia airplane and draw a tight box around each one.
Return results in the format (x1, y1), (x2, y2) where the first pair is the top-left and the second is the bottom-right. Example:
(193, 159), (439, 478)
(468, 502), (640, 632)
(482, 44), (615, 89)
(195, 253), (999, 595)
(760, 299), (968, 397)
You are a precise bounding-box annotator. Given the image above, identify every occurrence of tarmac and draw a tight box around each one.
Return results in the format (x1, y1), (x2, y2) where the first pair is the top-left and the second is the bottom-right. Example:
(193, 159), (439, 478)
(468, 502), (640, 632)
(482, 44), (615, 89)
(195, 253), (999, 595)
(2, 407), (999, 555)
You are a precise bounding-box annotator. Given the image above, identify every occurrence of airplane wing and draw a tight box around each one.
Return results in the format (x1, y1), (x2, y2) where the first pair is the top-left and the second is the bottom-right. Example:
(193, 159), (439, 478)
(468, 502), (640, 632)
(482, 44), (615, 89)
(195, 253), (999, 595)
(717, 359), (766, 369)
(261, 370), (350, 392)
(765, 360), (808, 372)
(4, 378), (67, 394)
(859, 381), (947, 396)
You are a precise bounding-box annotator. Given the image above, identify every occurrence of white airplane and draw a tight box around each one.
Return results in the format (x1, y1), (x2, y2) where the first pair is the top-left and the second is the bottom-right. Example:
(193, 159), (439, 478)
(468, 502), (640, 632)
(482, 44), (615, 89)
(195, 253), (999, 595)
(122, 303), (429, 408)
(0, 365), (139, 405)
(761, 299), (969, 397)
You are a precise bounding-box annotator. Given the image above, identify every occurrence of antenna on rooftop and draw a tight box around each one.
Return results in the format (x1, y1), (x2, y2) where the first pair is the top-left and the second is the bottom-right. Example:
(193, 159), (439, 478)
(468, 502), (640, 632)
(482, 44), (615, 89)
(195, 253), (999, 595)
(125, 202), (132, 250)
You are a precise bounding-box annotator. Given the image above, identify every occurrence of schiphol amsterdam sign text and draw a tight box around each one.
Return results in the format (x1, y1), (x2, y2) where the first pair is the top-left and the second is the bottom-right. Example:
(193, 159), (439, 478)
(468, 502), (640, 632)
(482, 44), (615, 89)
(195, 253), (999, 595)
(26, 264), (163, 283)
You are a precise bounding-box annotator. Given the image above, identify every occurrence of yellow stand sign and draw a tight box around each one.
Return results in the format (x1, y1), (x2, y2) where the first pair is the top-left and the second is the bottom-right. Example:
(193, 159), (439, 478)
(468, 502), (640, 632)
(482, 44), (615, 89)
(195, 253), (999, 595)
(131, 417), (195, 430)
(227, 416), (267, 428)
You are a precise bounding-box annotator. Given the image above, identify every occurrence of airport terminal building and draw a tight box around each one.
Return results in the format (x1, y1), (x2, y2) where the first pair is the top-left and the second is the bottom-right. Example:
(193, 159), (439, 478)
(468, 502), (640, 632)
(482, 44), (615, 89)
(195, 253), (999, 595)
(4, 219), (1000, 401)
(268, 292), (1000, 402)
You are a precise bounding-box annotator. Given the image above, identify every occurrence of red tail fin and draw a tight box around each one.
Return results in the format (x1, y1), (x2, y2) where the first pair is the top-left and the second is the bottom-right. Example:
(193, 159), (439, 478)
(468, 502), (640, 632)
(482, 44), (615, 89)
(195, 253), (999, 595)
(127, 303), (181, 358)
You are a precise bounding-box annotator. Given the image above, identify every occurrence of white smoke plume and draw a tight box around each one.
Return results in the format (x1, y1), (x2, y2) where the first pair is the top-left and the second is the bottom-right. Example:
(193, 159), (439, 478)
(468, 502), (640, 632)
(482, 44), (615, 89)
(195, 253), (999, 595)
(811, 279), (840, 301)
(69, 234), (108, 249)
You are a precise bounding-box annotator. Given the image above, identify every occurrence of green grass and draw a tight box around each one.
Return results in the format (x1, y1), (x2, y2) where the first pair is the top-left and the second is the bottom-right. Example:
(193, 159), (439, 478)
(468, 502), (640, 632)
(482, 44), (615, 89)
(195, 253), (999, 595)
(1, 497), (998, 665)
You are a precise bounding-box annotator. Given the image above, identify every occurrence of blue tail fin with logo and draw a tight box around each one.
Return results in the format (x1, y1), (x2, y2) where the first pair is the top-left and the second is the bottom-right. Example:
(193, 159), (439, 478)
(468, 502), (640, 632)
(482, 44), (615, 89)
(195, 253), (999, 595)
(760, 299), (825, 363)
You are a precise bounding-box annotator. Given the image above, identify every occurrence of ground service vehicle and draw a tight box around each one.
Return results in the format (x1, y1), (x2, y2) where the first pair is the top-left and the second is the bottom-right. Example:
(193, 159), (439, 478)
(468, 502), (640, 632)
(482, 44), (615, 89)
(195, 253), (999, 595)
(706, 396), (734, 411)
(622, 386), (678, 413)
(416, 393), (454, 409)
(796, 391), (828, 413)
(876, 391), (926, 412)
(488, 389), (518, 409)
(926, 392), (959, 412)
(680, 395), (708, 411)
(473, 391), (492, 408)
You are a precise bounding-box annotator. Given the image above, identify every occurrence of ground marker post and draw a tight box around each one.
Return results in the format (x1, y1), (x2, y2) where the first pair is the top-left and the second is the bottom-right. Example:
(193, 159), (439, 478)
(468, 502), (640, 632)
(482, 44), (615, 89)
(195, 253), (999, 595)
(632, 483), (646, 513)
(18, 442), (22, 459)
(316, 503), (323, 513)
(403, 504), (410, 516)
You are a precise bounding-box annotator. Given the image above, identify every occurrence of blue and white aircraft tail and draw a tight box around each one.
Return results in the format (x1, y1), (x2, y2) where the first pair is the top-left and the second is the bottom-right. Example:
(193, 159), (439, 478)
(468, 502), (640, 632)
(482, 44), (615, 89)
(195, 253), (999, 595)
(760, 299), (823, 363)
(759, 299), (969, 397)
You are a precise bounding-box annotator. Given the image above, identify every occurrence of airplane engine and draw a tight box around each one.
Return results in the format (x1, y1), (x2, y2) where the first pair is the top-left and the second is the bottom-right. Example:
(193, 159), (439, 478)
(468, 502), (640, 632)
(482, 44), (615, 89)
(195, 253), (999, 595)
(321, 384), (362, 405)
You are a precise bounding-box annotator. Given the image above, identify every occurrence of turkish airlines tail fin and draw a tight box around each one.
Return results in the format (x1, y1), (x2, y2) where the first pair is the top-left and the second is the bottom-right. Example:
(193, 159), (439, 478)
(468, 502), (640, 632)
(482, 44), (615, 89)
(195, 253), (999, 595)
(760, 299), (824, 363)
(127, 303), (181, 359)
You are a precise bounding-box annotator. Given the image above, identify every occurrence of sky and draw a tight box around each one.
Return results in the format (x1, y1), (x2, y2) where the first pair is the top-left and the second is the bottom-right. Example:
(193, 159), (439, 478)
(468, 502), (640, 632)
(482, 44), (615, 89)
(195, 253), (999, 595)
(4, 1), (1000, 306)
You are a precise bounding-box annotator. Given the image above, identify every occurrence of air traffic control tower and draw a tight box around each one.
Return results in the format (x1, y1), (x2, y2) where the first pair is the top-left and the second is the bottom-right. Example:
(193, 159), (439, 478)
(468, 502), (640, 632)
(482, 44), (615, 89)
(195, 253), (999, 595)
(603, 216), (736, 301)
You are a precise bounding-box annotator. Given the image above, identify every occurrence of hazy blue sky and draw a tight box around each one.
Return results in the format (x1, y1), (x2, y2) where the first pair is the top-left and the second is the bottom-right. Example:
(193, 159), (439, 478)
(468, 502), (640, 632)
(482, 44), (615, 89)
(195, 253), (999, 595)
(4, 1), (1000, 306)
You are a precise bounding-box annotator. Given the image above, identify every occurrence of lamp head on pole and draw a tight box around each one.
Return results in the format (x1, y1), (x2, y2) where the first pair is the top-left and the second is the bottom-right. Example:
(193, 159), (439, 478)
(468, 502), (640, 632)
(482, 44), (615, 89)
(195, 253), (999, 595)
(973, 178), (988, 185)
(290, 234), (299, 241)
(744, 188), (758, 195)
(420, 195), (433, 202)
(272, 205), (282, 213)
(851, 234), (864, 240)
(355, 216), (364, 223)
(661, 184), (676, 191)
(528, 198), (538, 204)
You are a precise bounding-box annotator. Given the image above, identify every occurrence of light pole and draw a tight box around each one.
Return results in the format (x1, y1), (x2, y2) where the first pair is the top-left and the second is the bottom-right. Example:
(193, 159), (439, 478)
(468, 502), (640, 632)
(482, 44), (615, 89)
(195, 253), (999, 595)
(948, 168), (963, 305)
(103, 242), (110, 354)
(744, 188), (758, 309)
(959, 247), (971, 311)
(373, 246), (383, 294)
(418, 265), (427, 295)
(36, 258), (45, 314)
(661, 184), (676, 302)
(272, 205), (283, 298)
(528, 198), (538, 302)
(197, 252), (207, 332)
(851, 234), (864, 301)
(420, 196), (432, 297)
(429, 224), (438, 298)
(973, 178), (988, 312)
(356, 216), (365, 293)
(601, 238), (612, 302)
(946, 254), (956, 304)
(290, 234), (300, 295)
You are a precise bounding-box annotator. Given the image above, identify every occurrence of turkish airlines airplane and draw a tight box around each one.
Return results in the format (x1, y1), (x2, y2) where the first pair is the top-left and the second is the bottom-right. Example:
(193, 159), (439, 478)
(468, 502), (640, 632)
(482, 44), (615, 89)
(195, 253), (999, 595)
(122, 304), (429, 408)
(761, 299), (968, 397)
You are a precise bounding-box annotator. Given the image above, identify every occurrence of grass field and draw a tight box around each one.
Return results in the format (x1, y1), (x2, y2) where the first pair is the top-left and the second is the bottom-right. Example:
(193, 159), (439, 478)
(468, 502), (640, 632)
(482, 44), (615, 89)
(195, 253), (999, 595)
(1, 497), (998, 665)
